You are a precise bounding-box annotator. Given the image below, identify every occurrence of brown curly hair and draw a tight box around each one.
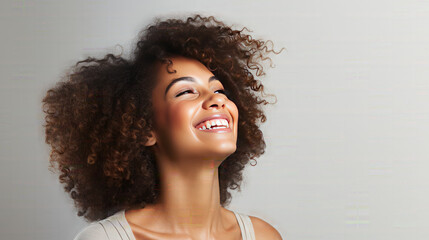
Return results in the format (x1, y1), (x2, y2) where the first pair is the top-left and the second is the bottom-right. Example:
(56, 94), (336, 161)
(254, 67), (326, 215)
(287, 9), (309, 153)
(42, 14), (281, 222)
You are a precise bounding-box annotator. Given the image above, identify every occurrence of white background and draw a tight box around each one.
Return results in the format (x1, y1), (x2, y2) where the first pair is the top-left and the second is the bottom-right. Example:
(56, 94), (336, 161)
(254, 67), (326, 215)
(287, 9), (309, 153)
(1, 0), (428, 239)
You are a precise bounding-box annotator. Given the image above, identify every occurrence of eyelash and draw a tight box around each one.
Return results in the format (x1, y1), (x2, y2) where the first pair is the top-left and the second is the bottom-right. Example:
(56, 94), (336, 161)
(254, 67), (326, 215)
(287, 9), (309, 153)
(176, 89), (228, 97)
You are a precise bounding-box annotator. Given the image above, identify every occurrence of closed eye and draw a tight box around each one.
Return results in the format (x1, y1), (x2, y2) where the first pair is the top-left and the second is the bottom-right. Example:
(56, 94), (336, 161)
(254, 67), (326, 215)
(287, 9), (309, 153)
(175, 89), (230, 97)
(216, 89), (231, 97)
(176, 90), (194, 97)
(215, 89), (226, 94)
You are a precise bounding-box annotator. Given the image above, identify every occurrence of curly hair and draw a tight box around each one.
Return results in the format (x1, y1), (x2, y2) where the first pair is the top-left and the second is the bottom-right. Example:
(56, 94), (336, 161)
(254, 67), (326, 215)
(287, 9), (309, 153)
(42, 14), (281, 222)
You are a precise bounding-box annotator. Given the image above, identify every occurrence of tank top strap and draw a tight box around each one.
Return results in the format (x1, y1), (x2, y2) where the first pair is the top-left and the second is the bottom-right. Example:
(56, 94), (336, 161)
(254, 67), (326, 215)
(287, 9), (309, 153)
(233, 211), (256, 240)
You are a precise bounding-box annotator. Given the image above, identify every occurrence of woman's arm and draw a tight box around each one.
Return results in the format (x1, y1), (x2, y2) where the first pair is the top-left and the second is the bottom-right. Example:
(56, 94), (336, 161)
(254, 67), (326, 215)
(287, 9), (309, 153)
(250, 216), (284, 240)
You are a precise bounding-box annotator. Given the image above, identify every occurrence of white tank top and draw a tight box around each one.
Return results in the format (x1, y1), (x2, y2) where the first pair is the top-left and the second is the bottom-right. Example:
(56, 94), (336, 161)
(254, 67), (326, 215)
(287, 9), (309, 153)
(73, 209), (256, 240)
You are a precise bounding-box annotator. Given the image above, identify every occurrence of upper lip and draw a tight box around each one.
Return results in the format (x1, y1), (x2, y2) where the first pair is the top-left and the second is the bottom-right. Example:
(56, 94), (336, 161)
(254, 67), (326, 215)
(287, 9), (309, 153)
(194, 113), (231, 128)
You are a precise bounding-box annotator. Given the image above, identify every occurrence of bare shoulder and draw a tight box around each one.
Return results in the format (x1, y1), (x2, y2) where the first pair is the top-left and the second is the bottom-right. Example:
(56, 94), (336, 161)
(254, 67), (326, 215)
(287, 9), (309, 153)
(249, 215), (283, 240)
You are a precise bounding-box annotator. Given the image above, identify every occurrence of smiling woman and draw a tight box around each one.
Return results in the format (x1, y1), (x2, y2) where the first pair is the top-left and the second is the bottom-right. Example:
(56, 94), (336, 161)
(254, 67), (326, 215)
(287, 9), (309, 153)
(41, 14), (283, 240)
(145, 56), (239, 165)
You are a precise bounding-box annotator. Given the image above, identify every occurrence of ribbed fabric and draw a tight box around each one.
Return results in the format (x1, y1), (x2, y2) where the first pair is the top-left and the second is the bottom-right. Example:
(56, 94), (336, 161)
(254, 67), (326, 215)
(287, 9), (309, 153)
(233, 211), (256, 240)
(73, 209), (255, 240)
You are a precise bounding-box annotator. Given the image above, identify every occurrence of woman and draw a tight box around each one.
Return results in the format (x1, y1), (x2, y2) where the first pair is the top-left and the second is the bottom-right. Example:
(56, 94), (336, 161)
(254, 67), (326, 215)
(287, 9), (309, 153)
(42, 14), (283, 240)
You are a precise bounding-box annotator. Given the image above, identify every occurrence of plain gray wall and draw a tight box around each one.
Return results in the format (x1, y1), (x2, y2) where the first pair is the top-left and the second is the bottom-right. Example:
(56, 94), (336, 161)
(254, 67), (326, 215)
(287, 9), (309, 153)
(1, 0), (428, 239)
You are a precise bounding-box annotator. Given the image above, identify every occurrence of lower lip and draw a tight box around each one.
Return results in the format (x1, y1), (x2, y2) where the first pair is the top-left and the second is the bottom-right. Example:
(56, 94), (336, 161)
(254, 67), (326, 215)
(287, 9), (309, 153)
(196, 127), (232, 133)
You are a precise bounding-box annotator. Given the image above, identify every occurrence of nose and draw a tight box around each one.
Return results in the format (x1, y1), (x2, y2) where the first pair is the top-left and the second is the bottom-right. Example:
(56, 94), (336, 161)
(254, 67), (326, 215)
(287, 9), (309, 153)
(202, 91), (226, 110)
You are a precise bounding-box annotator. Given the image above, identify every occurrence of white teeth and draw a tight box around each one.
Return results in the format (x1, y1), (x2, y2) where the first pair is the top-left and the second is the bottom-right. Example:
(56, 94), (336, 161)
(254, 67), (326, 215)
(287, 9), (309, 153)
(199, 126), (227, 130)
(197, 118), (230, 131)
(221, 119), (229, 128)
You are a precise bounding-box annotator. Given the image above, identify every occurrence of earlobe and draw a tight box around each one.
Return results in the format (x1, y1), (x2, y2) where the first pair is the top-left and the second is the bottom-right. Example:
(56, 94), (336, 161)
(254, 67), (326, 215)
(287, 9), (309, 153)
(144, 130), (157, 146)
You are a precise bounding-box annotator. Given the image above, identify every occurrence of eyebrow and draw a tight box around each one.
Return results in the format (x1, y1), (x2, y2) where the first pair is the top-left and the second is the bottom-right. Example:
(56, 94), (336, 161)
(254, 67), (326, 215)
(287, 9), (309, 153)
(164, 75), (219, 97)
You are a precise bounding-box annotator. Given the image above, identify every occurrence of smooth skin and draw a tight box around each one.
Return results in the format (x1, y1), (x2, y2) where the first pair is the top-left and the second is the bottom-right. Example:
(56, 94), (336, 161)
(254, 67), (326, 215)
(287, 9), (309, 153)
(124, 56), (283, 240)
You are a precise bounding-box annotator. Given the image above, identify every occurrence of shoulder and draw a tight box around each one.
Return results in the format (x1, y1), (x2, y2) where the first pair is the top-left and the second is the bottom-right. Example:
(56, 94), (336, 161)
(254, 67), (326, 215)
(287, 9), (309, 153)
(73, 222), (109, 240)
(249, 215), (283, 240)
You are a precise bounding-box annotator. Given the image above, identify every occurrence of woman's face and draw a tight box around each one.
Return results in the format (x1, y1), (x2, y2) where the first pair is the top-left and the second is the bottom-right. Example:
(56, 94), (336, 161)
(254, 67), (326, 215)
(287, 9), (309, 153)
(148, 56), (239, 163)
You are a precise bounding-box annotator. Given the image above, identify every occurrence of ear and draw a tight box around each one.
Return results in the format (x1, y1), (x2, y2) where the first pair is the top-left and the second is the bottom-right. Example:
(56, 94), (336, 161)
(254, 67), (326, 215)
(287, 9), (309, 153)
(144, 130), (157, 146)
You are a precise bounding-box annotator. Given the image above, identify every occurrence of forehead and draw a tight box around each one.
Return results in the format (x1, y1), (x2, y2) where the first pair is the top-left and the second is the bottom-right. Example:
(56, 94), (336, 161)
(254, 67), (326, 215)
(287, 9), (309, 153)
(155, 57), (213, 85)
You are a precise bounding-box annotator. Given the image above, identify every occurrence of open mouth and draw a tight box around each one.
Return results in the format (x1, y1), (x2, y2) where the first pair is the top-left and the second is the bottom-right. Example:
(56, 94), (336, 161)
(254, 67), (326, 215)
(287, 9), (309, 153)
(195, 118), (231, 132)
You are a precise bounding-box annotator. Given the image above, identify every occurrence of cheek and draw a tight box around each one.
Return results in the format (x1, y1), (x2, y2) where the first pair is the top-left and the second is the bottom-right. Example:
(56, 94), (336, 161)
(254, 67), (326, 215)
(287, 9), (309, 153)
(228, 101), (239, 119)
(166, 102), (196, 130)
(228, 102), (239, 133)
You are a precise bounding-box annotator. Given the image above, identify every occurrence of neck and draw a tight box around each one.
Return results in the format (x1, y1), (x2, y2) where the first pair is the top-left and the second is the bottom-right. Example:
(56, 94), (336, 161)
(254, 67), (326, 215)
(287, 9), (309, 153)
(150, 154), (226, 238)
